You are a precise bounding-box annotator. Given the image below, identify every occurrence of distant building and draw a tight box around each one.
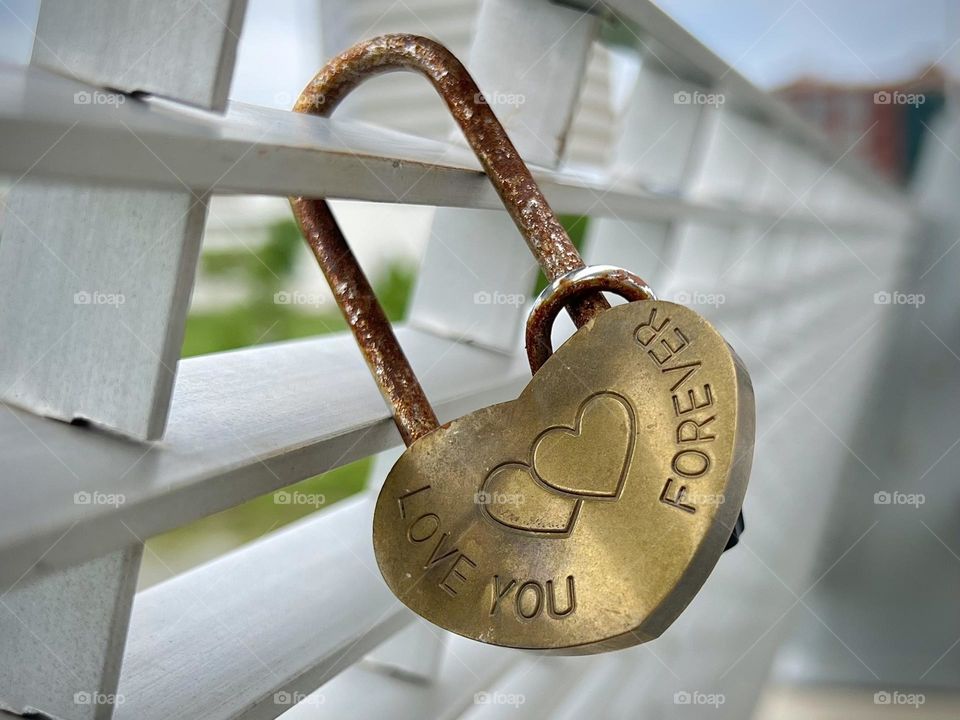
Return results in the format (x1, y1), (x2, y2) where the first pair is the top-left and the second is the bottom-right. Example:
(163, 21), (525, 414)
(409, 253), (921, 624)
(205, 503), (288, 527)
(776, 67), (950, 184)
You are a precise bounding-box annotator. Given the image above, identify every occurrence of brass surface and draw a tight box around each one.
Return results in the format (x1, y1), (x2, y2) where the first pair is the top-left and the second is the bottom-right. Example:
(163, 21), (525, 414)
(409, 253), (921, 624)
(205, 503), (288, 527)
(373, 301), (755, 654)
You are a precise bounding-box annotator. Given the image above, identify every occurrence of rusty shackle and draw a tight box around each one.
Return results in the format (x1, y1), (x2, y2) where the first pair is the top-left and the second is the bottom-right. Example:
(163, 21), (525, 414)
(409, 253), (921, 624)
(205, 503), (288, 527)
(290, 34), (609, 445)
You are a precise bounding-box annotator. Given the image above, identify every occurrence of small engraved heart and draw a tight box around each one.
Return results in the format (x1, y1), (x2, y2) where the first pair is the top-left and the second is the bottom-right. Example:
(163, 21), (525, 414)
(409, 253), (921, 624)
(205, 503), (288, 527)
(479, 463), (582, 536)
(533, 392), (635, 499)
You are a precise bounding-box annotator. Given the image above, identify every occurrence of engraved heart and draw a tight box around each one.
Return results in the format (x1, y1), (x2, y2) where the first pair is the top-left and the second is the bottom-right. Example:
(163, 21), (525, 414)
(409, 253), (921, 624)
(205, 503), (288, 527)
(532, 392), (634, 500)
(479, 462), (582, 536)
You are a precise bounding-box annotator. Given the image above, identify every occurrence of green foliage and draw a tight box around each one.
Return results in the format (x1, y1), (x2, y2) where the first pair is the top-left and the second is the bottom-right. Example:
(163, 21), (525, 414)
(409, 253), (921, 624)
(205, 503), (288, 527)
(202, 217), (301, 291)
(182, 305), (345, 358)
(376, 263), (417, 321)
(181, 218), (415, 357)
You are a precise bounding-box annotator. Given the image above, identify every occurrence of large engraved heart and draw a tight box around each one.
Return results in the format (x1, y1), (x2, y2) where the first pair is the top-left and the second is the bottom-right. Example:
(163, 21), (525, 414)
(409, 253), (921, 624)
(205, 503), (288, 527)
(533, 392), (634, 499)
(373, 301), (754, 655)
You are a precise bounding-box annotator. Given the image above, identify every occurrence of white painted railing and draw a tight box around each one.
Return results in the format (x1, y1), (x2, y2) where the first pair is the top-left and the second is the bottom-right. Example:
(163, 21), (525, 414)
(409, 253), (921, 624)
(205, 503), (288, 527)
(0, 1), (914, 719)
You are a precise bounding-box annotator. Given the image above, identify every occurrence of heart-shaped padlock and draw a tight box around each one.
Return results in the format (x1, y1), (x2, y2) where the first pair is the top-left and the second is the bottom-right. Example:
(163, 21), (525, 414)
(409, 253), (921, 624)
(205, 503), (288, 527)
(373, 269), (754, 654)
(290, 34), (754, 655)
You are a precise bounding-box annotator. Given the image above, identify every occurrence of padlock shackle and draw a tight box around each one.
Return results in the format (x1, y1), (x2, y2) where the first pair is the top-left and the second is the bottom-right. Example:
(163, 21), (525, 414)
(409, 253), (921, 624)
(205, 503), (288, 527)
(291, 34), (608, 445)
(293, 34), (608, 322)
(526, 266), (656, 374)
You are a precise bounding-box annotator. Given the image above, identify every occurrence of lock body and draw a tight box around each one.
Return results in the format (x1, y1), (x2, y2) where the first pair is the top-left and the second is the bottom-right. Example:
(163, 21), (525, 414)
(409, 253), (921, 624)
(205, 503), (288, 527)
(374, 301), (754, 654)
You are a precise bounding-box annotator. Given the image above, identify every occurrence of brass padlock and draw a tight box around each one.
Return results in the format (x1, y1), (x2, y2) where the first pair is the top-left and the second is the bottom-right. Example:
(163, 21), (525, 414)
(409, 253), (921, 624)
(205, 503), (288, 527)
(378, 268), (753, 653)
(291, 35), (754, 655)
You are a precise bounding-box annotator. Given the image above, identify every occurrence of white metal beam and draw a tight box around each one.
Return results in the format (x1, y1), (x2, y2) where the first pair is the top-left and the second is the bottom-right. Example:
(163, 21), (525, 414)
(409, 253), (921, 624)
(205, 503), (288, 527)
(115, 497), (411, 720)
(0, 66), (907, 234)
(0, 546), (142, 720)
(0, 326), (528, 590)
(0, 3), (246, 718)
(0, 3), (247, 442)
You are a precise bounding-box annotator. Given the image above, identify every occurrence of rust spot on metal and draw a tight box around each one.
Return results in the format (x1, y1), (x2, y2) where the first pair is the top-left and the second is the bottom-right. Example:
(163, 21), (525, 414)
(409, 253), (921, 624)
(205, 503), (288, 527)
(290, 34), (608, 445)
(291, 197), (437, 445)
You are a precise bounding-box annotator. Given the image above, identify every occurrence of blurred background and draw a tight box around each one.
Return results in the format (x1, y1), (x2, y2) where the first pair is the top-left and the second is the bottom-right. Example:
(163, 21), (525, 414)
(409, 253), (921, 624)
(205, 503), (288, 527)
(2, 1), (960, 718)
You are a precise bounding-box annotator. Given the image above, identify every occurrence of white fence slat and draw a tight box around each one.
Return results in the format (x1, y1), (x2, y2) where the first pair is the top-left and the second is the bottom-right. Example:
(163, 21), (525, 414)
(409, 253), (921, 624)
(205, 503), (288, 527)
(0, 66), (907, 234)
(0, 545), (142, 720)
(688, 109), (766, 203)
(115, 497), (411, 720)
(580, 57), (704, 291)
(33, 0), (246, 110)
(281, 636), (520, 720)
(362, 619), (447, 683)
(550, 656), (637, 720)
(0, 4), (245, 718)
(0, 327), (529, 590)
(457, 658), (583, 720)
(0, 182), (208, 439)
(583, 217), (671, 285)
(610, 66), (706, 191)
(407, 207), (541, 352)
(459, 0), (598, 168)
(0, 2), (246, 441)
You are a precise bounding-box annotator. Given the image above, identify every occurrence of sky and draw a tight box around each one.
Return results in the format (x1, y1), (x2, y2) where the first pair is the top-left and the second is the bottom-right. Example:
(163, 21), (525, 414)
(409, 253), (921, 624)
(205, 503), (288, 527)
(654, 0), (959, 87)
(0, 0), (957, 94)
